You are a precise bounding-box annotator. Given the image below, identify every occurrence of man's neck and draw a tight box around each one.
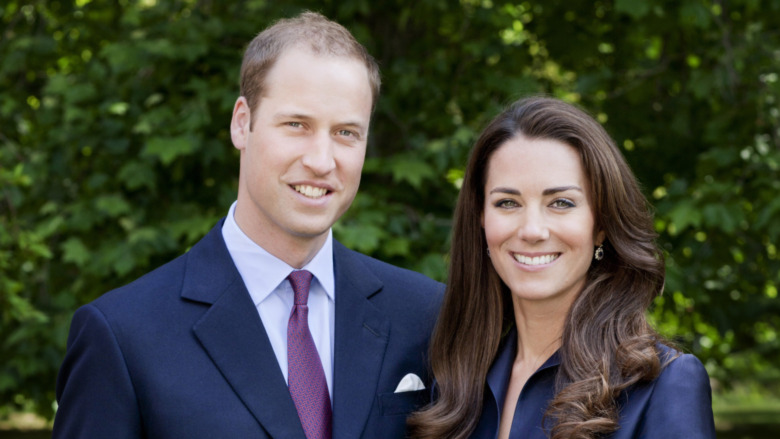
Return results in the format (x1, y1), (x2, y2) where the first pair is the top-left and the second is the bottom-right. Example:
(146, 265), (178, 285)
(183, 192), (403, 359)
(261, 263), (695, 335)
(233, 205), (328, 269)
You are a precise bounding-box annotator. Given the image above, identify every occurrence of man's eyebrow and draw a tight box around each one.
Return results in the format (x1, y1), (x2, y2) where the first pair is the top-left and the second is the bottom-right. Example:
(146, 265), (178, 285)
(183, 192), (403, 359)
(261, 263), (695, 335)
(273, 112), (313, 121)
(338, 121), (365, 128)
(337, 121), (367, 132)
(272, 114), (367, 131)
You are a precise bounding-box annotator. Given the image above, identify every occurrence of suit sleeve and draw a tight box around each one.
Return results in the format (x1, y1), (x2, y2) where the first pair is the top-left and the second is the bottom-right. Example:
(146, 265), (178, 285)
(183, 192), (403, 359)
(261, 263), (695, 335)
(53, 304), (143, 438)
(640, 353), (717, 438)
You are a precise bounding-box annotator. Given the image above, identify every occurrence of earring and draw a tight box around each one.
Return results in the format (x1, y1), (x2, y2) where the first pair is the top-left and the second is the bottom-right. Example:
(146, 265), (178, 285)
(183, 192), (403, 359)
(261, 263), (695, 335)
(487, 247), (491, 257)
(594, 244), (604, 261)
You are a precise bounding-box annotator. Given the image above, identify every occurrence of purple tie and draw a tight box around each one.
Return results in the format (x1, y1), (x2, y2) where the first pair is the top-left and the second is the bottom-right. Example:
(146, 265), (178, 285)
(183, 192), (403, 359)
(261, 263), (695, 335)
(287, 270), (332, 439)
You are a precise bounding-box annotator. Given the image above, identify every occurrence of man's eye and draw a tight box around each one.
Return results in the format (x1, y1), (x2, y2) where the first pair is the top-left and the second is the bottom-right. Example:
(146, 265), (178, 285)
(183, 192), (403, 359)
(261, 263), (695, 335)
(286, 122), (302, 128)
(338, 129), (356, 137)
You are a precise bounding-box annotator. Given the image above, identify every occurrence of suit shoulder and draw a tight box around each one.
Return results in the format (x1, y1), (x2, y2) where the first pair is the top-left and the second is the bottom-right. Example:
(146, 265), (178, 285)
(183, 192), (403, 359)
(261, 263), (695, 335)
(89, 251), (189, 314)
(348, 249), (444, 293)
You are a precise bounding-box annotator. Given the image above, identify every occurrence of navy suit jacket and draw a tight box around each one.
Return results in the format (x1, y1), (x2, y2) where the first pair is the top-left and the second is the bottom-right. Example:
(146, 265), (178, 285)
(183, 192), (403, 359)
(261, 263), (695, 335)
(54, 220), (444, 438)
(471, 329), (716, 438)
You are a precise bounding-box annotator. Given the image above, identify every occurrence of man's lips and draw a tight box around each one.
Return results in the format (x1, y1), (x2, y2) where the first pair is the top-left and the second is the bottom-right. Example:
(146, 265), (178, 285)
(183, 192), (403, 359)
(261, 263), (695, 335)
(292, 184), (330, 199)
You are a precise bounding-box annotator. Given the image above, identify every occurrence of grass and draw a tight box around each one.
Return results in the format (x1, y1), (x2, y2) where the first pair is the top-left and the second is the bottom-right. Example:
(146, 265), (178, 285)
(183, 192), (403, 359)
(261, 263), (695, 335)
(712, 384), (780, 438)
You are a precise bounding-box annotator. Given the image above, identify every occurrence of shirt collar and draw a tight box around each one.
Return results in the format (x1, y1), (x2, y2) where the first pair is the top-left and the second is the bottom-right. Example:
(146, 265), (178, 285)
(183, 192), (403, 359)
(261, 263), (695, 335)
(221, 201), (335, 306)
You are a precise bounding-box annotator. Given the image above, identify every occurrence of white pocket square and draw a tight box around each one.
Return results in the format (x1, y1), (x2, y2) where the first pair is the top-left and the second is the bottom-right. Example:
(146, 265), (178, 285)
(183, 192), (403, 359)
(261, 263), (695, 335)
(394, 373), (426, 393)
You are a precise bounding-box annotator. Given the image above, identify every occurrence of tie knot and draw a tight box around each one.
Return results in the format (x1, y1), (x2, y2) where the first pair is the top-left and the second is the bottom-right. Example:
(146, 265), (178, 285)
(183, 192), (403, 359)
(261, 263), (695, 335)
(288, 270), (313, 305)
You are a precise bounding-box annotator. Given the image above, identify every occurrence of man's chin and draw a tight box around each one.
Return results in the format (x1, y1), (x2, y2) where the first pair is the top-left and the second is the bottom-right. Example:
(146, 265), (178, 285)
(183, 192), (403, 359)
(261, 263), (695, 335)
(288, 221), (334, 242)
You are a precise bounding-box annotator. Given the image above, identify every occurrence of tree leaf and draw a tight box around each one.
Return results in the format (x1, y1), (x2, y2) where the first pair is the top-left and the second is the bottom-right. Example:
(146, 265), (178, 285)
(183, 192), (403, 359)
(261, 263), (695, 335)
(61, 237), (91, 267)
(142, 135), (199, 165)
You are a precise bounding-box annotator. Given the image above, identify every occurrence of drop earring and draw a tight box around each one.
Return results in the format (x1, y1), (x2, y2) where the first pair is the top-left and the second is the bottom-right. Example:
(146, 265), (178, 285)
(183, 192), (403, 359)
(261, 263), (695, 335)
(594, 244), (604, 261)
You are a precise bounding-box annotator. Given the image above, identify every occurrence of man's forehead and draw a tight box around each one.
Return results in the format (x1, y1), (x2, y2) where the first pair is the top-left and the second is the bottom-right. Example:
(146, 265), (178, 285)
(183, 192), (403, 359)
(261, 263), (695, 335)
(257, 49), (372, 106)
(260, 46), (368, 85)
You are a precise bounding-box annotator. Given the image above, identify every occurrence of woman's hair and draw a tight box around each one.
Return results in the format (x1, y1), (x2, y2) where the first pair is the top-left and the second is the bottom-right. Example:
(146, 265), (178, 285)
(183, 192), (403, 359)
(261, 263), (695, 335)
(408, 96), (667, 438)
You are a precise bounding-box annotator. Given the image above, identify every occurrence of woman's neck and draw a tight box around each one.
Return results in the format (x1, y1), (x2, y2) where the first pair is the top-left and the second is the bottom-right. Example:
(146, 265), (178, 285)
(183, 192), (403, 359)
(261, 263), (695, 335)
(511, 296), (568, 368)
(497, 297), (569, 439)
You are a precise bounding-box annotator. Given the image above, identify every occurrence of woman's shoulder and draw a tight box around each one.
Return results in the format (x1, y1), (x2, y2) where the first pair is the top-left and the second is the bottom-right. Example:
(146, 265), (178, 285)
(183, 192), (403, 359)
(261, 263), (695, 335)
(655, 343), (709, 386)
(614, 343), (716, 438)
(645, 343), (714, 422)
(621, 343), (712, 402)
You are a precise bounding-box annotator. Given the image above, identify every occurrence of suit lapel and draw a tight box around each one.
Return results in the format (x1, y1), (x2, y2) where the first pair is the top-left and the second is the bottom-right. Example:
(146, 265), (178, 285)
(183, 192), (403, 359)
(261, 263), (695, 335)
(184, 222), (306, 439)
(331, 242), (390, 438)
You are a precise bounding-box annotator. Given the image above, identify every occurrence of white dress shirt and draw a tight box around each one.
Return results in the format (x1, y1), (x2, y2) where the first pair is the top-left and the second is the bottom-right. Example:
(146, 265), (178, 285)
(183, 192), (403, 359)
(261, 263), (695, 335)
(221, 201), (335, 400)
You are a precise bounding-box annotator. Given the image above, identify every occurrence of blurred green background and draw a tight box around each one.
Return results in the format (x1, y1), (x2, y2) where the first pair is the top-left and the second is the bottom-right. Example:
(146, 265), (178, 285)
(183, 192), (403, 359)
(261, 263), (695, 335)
(1, 0), (779, 436)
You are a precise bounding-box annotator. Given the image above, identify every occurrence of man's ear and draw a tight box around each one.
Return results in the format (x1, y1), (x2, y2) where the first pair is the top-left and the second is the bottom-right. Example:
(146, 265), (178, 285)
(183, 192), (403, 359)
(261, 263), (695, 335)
(230, 96), (251, 151)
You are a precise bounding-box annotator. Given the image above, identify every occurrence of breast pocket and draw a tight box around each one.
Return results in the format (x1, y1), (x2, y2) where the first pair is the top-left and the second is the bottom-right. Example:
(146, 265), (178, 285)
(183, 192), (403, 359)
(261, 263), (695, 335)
(378, 389), (428, 416)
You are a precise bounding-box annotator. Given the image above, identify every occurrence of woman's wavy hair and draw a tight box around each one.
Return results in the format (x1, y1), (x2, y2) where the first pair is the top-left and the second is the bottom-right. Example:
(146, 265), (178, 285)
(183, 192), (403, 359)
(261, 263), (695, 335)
(408, 96), (668, 438)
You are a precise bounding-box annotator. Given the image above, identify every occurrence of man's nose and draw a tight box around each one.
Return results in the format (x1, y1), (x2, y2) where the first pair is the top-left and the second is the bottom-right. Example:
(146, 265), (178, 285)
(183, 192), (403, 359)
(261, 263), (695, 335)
(301, 132), (336, 176)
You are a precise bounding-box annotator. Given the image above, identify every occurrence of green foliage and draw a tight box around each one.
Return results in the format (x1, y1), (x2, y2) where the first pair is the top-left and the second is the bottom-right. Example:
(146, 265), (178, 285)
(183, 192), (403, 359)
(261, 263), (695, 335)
(2, 0), (780, 418)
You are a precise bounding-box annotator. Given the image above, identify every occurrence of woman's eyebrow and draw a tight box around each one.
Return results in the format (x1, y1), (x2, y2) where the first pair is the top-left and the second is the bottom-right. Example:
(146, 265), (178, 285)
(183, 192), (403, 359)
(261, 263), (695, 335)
(542, 185), (583, 196)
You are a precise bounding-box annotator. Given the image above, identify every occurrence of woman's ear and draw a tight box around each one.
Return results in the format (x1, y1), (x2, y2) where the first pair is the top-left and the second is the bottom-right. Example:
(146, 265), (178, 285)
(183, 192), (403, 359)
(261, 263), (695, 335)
(595, 230), (606, 246)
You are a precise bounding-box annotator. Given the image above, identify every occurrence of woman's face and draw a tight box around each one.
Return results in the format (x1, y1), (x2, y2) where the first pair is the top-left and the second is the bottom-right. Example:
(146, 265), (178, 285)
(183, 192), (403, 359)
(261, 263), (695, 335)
(482, 135), (604, 310)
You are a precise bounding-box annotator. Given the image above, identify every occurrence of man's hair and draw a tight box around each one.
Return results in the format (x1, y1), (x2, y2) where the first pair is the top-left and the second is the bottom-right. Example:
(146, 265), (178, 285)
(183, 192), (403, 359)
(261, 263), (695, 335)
(239, 11), (381, 123)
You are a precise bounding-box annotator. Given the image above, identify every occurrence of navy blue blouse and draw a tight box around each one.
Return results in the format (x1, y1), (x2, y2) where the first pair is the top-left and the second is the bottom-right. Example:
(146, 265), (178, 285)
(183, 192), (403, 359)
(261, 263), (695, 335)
(470, 329), (717, 438)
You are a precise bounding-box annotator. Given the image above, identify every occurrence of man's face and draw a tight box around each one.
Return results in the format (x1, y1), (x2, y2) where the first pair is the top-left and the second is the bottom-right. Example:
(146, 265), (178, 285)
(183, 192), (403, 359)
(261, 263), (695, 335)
(230, 47), (373, 262)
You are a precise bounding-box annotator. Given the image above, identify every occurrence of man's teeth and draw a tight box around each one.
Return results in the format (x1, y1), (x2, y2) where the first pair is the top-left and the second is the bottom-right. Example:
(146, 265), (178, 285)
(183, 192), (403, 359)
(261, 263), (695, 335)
(294, 185), (328, 199)
(514, 254), (559, 266)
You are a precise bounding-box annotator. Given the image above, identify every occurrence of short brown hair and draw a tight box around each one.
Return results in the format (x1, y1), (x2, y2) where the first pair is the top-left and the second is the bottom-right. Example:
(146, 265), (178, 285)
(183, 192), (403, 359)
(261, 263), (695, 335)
(239, 11), (381, 120)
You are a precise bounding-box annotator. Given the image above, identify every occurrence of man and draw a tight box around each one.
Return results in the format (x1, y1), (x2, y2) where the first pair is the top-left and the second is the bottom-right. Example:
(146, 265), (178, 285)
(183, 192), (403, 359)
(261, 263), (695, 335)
(54, 12), (443, 439)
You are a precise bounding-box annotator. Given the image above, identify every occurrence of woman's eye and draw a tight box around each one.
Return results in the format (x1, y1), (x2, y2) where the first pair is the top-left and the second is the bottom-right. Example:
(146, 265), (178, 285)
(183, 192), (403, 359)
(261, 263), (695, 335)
(495, 199), (519, 208)
(286, 122), (302, 128)
(551, 199), (575, 208)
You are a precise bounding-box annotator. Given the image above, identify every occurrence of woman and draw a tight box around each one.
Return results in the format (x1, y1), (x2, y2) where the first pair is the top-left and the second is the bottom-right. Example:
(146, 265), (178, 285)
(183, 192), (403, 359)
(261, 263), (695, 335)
(408, 97), (716, 438)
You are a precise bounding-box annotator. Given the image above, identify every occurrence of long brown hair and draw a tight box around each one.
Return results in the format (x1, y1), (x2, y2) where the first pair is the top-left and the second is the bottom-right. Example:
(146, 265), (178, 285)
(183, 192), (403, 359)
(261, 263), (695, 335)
(408, 97), (667, 438)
